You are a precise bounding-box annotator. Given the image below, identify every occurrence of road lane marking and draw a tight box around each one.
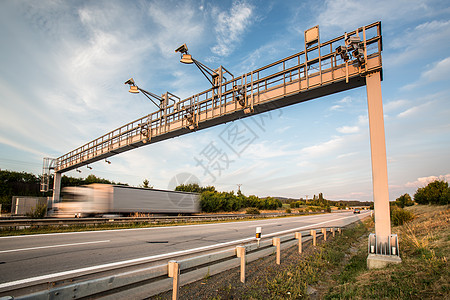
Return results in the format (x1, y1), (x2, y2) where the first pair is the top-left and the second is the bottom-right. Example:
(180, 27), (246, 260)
(0, 212), (370, 290)
(248, 222), (279, 227)
(0, 240), (110, 254)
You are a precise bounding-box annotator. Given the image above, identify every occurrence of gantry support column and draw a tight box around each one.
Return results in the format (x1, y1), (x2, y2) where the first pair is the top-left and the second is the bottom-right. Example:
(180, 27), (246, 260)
(366, 71), (390, 241)
(52, 172), (62, 203)
(365, 70), (401, 268)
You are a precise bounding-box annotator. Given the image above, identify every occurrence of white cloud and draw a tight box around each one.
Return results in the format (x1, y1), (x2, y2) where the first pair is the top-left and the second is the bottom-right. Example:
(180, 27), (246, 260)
(0, 136), (47, 158)
(276, 126), (292, 134)
(405, 174), (450, 188)
(329, 104), (342, 111)
(329, 96), (352, 111)
(337, 126), (359, 134)
(388, 20), (450, 66)
(317, 0), (431, 32)
(243, 141), (293, 160)
(300, 136), (345, 157)
(211, 1), (254, 56)
(147, 1), (205, 57)
(403, 56), (450, 90)
(397, 106), (420, 118)
(316, 2), (450, 67)
(338, 96), (352, 104)
(421, 57), (450, 82)
(357, 115), (368, 126)
(384, 99), (408, 112)
(337, 152), (358, 159)
(236, 42), (284, 73)
(397, 101), (433, 118)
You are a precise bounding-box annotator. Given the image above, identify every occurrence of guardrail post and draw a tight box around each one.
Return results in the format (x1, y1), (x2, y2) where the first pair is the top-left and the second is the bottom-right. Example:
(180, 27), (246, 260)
(311, 230), (317, 246)
(295, 232), (302, 253)
(168, 261), (180, 300)
(338, 228), (342, 235)
(331, 227), (335, 237)
(272, 237), (281, 265)
(236, 246), (246, 283)
(322, 228), (327, 241)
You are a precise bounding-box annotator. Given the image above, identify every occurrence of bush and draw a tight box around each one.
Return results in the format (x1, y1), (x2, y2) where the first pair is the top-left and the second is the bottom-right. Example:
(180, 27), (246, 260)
(414, 180), (449, 205)
(26, 203), (47, 219)
(390, 206), (414, 226)
(285, 208), (291, 213)
(394, 193), (414, 208)
(246, 207), (260, 215)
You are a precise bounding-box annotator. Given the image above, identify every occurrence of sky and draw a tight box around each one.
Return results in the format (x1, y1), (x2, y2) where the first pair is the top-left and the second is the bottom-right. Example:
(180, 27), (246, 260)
(0, 0), (449, 201)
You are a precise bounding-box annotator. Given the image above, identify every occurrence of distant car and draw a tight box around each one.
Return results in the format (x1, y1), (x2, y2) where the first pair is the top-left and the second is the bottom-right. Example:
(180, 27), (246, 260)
(353, 209), (360, 214)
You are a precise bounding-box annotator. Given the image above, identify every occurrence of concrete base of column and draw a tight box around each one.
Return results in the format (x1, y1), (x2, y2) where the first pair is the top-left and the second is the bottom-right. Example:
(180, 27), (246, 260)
(367, 254), (401, 269)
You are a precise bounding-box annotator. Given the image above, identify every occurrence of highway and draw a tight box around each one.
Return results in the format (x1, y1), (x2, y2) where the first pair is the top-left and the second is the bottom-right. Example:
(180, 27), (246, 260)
(0, 211), (369, 291)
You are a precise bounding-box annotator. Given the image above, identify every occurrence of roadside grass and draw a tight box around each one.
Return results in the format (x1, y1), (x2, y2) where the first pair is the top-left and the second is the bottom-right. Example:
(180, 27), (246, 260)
(261, 219), (372, 299)
(326, 205), (449, 299)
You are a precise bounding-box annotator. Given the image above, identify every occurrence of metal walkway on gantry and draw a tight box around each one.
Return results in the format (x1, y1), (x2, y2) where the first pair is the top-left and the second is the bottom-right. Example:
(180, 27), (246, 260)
(45, 21), (382, 176)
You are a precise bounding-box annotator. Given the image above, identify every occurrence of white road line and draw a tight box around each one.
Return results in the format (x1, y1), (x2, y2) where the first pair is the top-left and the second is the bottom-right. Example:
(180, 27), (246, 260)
(0, 212), (369, 290)
(248, 222), (279, 227)
(0, 240), (110, 254)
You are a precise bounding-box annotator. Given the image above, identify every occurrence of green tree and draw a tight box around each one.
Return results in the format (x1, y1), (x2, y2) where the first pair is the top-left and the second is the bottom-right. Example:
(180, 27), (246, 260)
(84, 174), (113, 185)
(394, 193), (414, 208)
(60, 174), (125, 187)
(414, 180), (449, 205)
(141, 179), (153, 189)
(175, 183), (215, 193)
(0, 170), (42, 212)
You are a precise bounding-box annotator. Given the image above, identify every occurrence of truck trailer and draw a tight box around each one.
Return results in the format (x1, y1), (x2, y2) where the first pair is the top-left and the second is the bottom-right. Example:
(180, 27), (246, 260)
(53, 184), (200, 217)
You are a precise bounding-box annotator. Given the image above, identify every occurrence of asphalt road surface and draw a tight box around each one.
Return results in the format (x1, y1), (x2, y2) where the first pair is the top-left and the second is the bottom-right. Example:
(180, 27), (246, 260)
(0, 211), (370, 289)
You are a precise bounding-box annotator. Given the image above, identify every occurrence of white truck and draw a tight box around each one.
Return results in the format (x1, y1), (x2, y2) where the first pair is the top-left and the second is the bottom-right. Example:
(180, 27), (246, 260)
(53, 184), (200, 217)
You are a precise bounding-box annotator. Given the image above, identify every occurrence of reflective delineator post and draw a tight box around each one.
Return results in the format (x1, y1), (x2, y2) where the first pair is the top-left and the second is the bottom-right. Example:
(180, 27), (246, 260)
(256, 226), (261, 246)
(273, 237), (281, 265)
(168, 261), (180, 300)
(236, 246), (246, 283)
(295, 232), (302, 253)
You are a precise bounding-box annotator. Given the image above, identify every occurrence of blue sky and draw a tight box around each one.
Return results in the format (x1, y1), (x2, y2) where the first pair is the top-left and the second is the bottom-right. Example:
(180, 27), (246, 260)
(1, 0), (449, 201)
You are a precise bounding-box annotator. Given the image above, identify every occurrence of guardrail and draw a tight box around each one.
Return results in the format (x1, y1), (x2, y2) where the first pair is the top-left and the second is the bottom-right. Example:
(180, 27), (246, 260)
(3, 226), (343, 299)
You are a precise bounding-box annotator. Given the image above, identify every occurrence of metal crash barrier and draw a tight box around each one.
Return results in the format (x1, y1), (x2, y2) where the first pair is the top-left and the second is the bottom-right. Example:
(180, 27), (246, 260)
(1, 227), (342, 300)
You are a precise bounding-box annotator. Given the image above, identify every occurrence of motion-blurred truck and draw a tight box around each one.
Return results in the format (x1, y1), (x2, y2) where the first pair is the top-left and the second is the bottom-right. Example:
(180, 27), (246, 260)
(53, 184), (199, 217)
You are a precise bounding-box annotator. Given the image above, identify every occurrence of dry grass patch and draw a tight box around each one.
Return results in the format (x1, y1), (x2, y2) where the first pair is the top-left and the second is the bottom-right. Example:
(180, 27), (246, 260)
(326, 205), (449, 299)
